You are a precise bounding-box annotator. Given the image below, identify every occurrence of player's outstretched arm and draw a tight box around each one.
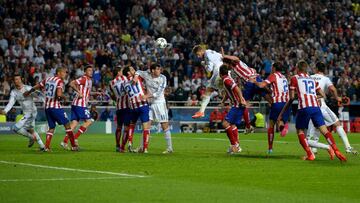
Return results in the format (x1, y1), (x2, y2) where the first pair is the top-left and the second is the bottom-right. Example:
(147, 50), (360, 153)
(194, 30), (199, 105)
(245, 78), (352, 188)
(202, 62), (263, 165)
(23, 84), (41, 97)
(2, 91), (16, 114)
(221, 47), (240, 62)
(328, 85), (342, 104)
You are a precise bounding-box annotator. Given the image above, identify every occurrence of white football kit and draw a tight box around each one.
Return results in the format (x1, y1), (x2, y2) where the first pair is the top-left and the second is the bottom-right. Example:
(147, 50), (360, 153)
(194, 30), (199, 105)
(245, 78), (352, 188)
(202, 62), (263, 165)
(204, 49), (223, 89)
(135, 70), (168, 123)
(307, 74), (338, 139)
(4, 85), (38, 130)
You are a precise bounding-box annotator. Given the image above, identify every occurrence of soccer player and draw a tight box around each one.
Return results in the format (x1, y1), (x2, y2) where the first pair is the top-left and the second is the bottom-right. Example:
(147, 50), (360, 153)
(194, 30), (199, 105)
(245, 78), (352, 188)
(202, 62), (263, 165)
(109, 66), (135, 152)
(61, 64), (98, 148)
(219, 64), (246, 153)
(191, 45), (223, 119)
(249, 62), (290, 153)
(122, 66), (151, 153)
(0, 74), (45, 150)
(24, 67), (78, 151)
(221, 50), (271, 133)
(133, 63), (173, 154)
(277, 60), (346, 161)
(307, 62), (357, 155)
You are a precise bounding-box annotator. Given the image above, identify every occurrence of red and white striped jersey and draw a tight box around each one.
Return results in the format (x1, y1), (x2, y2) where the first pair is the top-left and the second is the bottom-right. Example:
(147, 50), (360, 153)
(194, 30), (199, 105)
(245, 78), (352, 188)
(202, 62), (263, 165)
(124, 77), (148, 109)
(110, 75), (129, 110)
(290, 73), (321, 109)
(232, 60), (258, 82)
(39, 76), (64, 109)
(222, 75), (244, 107)
(264, 72), (289, 103)
(72, 75), (92, 107)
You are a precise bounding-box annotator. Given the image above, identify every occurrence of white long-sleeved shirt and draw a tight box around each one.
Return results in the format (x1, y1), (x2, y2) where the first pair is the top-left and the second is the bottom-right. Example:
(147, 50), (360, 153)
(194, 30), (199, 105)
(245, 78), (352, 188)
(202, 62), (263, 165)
(4, 85), (37, 114)
(135, 70), (166, 104)
(204, 49), (223, 74)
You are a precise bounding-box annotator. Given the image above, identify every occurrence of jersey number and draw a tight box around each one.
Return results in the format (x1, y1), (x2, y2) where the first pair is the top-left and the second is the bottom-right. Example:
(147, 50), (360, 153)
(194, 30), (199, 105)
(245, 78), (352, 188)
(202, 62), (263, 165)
(45, 84), (55, 97)
(125, 84), (140, 97)
(302, 80), (315, 94)
(114, 84), (126, 96)
(283, 80), (288, 92)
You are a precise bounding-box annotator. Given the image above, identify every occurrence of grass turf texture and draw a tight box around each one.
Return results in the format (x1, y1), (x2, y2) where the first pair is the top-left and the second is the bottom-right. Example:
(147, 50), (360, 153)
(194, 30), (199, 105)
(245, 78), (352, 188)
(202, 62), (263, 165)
(0, 132), (359, 203)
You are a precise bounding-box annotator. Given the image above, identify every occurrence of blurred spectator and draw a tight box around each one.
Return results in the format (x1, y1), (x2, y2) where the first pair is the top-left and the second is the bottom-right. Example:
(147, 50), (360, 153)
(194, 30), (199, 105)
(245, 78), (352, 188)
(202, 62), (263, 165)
(186, 94), (199, 106)
(100, 107), (113, 121)
(209, 108), (224, 132)
(90, 105), (99, 121)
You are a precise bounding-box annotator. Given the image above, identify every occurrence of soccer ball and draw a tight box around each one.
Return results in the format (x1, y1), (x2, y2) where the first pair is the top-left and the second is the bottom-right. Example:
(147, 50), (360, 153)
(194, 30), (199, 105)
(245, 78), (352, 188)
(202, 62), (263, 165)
(155, 37), (168, 49)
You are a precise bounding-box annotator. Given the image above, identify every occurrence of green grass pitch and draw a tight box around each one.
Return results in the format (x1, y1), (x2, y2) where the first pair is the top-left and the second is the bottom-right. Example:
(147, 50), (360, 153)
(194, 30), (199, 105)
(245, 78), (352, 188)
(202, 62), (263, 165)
(0, 132), (359, 203)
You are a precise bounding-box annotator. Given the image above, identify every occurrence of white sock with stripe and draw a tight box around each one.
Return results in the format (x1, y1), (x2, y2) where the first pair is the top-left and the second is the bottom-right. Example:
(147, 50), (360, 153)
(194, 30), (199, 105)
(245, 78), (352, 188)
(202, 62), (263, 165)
(199, 95), (211, 113)
(164, 128), (173, 150)
(33, 131), (45, 148)
(307, 140), (330, 150)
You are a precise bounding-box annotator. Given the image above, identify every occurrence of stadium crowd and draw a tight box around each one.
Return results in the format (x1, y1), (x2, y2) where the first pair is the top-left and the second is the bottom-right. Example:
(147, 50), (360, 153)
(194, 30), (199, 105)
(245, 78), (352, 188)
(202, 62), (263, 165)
(0, 0), (359, 106)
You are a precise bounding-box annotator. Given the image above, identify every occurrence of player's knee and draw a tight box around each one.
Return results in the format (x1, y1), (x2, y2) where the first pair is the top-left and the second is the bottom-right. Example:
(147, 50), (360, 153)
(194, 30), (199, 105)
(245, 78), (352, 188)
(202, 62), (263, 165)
(222, 120), (230, 128)
(11, 125), (20, 133)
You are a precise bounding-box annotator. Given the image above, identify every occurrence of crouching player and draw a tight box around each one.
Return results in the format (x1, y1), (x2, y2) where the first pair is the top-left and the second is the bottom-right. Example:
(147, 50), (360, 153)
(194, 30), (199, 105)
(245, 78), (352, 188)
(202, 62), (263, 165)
(0, 74), (45, 150)
(24, 67), (78, 151)
(122, 66), (151, 153)
(133, 63), (173, 154)
(219, 65), (247, 154)
(277, 61), (346, 161)
(249, 62), (290, 154)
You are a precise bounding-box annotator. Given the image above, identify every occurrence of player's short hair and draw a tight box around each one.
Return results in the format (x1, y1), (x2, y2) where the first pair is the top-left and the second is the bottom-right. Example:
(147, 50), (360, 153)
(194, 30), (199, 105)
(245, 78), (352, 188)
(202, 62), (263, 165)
(13, 73), (22, 79)
(56, 67), (65, 74)
(272, 62), (283, 72)
(122, 66), (135, 76)
(315, 62), (326, 72)
(219, 64), (230, 76)
(84, 64), (93, 71)
(150, 63), (160, 72)
(192, 45), (203, 54)
(296, 60), (308, 72)
(114, 66), (122, 76)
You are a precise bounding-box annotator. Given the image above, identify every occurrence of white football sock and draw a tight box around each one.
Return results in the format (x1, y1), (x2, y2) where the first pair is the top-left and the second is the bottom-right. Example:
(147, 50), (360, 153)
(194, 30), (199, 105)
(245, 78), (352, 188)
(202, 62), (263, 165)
(15, 128), (33, 139)
(199, 95), (211, 113)
(336, 126), (351, 149)
(33, 131), (45, 148)
(308, 140), (330, 150)
(164, 128), (173, 150)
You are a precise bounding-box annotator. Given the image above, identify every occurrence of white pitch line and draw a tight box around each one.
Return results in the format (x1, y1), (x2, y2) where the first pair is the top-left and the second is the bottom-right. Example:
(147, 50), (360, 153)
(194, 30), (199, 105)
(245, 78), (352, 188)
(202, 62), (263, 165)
(0, 161), (147, 178)
(174, 137), (359, 146)
(0, 177), (129, 182)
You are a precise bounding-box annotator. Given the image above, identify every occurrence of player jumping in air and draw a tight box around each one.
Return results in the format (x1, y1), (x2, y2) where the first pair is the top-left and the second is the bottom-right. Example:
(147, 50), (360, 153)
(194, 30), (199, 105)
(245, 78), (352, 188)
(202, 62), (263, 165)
(306, 62), (358, 155)
(24, 67), (78, 151)
(0, 74), (45, 150)
(221, 49), (272, 133)
(219, 65), (247, 154)
(134, 63), (173, 154)
(122, 66), (151, 153)
(277, 60), (346, 161)
(109, 66), (135, 152)
(249, 62), (290, 154)
(191, 45), (223, 119)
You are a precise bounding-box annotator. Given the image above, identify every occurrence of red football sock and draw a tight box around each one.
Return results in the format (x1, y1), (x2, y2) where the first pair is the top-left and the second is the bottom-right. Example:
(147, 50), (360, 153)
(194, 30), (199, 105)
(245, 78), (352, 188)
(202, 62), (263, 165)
(232, 126), (239, 144)
(45, 132), (53, 149)
(74, 126), (87, 139)
(323, 131), (339, 151)
(115, 127), (122, 147)
(143, 129), (150, 150)
(243, 108), (251, 128)
(120, 128), (129, 150)
(128, 124), (135, 145)
(66, 129), (76, 147)
(268, 127), (274, 150)
(298, 133), (312, 156)
(225, 126), (236, 145)
(63, 135), (68, 144)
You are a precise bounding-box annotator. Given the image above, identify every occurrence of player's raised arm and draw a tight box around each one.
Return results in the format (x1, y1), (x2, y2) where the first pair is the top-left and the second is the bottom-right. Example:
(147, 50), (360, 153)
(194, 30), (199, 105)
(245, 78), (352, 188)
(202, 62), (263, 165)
(23, 83), (42, 97)
(221, 47), (240, 62)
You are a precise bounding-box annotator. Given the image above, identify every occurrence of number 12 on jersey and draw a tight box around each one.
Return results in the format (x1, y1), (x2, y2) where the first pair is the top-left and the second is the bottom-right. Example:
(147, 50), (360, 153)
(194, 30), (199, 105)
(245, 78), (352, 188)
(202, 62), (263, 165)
(302, 80), (315, 94)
